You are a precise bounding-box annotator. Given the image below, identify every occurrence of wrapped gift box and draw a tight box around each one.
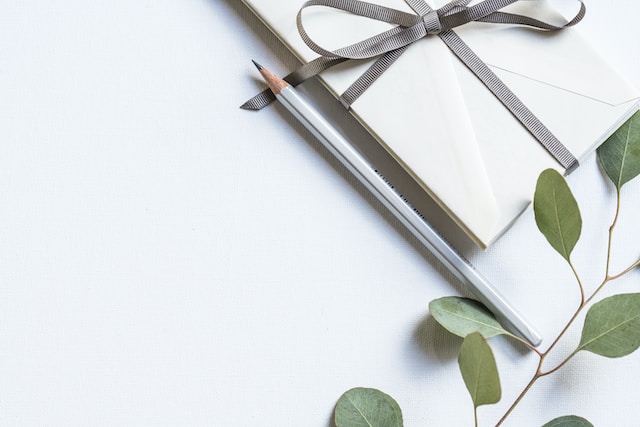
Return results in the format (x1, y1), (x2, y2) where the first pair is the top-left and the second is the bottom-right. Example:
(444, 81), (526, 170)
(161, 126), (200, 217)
(241, 0), (640, 247)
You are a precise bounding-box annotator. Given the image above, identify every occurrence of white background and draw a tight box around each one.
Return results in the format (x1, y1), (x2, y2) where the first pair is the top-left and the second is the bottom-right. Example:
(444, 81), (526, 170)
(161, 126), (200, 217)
(1, 1), (639, 426)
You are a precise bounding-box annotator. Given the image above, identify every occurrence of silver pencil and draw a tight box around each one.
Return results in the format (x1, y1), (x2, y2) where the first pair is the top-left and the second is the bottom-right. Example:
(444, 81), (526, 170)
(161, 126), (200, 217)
(252, 60), (542, 347)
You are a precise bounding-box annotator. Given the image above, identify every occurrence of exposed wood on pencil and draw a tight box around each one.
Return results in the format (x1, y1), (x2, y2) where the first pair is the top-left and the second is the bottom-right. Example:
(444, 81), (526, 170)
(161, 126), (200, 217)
(252, 60), (288, 95)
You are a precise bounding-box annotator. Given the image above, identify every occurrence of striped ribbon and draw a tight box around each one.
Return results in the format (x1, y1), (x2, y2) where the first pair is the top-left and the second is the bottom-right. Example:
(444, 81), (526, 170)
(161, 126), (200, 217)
(242, 0), (586, 171)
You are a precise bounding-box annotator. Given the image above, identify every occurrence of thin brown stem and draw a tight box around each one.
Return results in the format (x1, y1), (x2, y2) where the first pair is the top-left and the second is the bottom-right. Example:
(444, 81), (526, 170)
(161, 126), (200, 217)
(495, 239), (605, 423)
(584, 278), (609, 307)
(494, 361), (543, 427)
(494, 265), (585, 425)
(608, 258), (640, 281)
(541, 259), (585, 357)
(605, 190), (622, 279)
(542, 302), (583, 357)
(539, 349), (579, 377)
(511, 335), (544, 357)
(570, 261), (585, 306)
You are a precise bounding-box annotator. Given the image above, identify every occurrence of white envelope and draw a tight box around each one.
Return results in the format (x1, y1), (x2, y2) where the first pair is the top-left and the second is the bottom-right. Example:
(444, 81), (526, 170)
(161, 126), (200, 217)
(241, 0), (640, 247)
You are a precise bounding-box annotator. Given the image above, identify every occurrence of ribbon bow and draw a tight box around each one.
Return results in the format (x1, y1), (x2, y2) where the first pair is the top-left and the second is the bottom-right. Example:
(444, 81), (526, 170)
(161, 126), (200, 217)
(242, 0), (586, 171)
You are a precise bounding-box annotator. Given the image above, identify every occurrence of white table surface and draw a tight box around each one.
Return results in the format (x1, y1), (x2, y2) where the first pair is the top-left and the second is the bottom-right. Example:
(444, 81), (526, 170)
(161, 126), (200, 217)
(1, 1), (639, 426)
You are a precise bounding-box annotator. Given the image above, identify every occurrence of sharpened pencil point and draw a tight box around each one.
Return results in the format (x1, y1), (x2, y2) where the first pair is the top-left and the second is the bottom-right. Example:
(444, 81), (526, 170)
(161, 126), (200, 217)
(251, 61), (288, 95)
(251, 60), (263, 70)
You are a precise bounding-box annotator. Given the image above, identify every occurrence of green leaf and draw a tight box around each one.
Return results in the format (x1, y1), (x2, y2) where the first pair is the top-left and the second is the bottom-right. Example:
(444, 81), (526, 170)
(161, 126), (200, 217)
(577, 293), (640, 358)
(533, 168), (582, 261)
(597, 109), (640, 190)
(334, 388), (403, 427)
(541, 415), (594, 427)
(429, 297), (511, 339)
(458, 332), (501, 408)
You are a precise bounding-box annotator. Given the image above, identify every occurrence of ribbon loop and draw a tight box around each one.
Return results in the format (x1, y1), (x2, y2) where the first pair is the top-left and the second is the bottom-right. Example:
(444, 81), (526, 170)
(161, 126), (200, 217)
(242, 0), (586, 171)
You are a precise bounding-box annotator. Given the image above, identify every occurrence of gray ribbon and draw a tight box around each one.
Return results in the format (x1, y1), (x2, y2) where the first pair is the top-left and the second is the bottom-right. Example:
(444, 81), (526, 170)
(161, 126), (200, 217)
(241, 0), (586, 171)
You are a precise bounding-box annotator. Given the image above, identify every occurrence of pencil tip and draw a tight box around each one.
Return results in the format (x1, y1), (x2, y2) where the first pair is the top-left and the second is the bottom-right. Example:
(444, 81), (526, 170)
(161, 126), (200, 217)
(251, 59), (263, 70)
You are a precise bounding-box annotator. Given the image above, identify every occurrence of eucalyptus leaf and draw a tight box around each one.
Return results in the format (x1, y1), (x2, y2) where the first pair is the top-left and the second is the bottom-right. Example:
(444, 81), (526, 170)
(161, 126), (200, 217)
(429, 297), (511, 339)
(458, 332), (501, 408)
(541, 415), (594, 427)
(334, 387), (403, 427)
(577, 293), (640, 358)
(533, 168), (582, 261)
(597, 110), (640, 190)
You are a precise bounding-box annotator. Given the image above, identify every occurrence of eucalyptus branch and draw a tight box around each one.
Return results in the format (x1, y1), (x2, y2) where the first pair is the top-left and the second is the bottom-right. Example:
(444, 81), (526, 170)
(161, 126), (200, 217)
(495, 143), (640, 425)
(331, 112), (640, 427)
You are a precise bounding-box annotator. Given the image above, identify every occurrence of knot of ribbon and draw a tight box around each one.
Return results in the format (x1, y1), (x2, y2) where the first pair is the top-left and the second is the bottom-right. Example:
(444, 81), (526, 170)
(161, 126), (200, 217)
(422, 10), (442, 34)
(242, 0), (586, 171)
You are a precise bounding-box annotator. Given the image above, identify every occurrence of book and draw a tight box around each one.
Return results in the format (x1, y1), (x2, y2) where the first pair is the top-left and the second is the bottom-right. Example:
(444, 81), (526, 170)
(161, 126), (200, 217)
(240, 0), (640, 248)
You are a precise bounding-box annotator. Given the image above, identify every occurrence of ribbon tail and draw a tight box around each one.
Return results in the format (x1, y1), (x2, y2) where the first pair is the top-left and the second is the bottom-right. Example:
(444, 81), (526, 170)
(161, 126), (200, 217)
(438, 29), (579, 172)
(339, 45), (410, 108)
(240, 88), (276, 111)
